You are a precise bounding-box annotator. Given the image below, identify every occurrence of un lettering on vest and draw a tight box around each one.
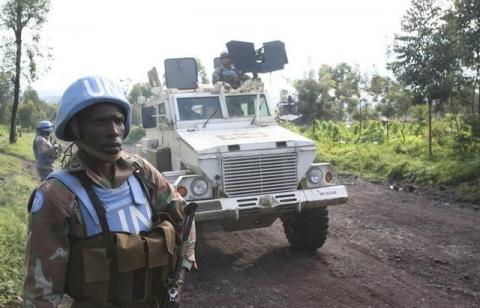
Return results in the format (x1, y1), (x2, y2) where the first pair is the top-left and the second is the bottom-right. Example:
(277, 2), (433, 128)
(222, 69), (236, 77)
(82, 77), (122, 98)
(104, 203), (152, 234)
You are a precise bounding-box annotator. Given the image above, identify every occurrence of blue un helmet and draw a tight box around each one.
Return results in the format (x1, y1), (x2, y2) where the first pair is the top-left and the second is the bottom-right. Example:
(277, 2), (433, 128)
(38, 120), (53, 132)
(55, 76), (131, 141)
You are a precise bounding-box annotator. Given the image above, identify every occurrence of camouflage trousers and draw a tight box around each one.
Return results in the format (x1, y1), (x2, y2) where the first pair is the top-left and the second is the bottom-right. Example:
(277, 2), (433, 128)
(36, 164), (54, 181)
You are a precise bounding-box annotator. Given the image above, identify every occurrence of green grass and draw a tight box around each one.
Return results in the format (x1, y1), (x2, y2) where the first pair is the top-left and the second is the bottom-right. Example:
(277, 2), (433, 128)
(0, 131), (37, 303)
(0, 132), (35, 161)
(0, 161), (36, 303)
(0, 153), (22, 177)
(0, 126), (8, 137)
(285, 119), (480, 202)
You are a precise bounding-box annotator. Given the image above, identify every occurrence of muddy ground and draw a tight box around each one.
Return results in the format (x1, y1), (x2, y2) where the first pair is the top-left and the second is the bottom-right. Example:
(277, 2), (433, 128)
(181, 177), (480, 308)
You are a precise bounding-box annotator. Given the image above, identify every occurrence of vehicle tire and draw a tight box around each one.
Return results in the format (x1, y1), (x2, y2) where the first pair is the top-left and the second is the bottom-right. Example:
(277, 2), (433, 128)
(281, 207), (329, 251)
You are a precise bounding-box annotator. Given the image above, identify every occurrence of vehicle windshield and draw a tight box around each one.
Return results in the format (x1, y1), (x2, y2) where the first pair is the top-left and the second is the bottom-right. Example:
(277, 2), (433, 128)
(225, 95), (270, 118)
(177, 97), (223, 121)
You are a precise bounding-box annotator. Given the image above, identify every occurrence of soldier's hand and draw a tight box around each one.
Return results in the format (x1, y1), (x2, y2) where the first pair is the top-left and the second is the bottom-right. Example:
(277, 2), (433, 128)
(54, 143), (63, 157)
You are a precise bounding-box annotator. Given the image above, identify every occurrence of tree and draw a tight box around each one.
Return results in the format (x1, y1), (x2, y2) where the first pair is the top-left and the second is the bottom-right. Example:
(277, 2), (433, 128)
(369, 75), (396, 142)
(16, 87), (55, 130)
(128, 82), (152, 103)
(18, 99), (43, 129)
(195, 58), (209, 85)
(451, 0), (480, 114)
(0, 71), (13, 124)
(128, 82), (151, 126)
(388, 0), (458, 158)
(294, 67), (336, 124)
(0, 0), (51, 143)
(331, 63), (361, 121)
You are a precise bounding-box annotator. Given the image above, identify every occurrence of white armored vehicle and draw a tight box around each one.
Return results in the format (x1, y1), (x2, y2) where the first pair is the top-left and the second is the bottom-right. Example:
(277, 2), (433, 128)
(138, 41), (348, 250)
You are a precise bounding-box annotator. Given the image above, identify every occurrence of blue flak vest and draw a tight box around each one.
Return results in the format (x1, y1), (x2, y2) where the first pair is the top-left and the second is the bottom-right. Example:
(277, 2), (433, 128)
(48, 170), (152, 237)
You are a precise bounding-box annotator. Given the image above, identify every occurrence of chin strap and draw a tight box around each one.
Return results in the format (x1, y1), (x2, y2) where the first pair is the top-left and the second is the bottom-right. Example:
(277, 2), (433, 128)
(70, 117), (121, 163)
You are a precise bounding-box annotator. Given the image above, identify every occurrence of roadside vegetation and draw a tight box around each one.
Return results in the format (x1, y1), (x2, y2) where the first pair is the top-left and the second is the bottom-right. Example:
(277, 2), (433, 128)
(0, 132), (36, 304)
(283, 114), (480, 201)
(0, 129), (35, 160)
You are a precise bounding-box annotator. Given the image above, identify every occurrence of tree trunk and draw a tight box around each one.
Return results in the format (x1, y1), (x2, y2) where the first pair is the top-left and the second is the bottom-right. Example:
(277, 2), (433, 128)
(400, 105), (409, 143)
(475, 55), (480, 115)
(428, 99), (432, 160)
(386, 119), (389, 143)
(359, 102), (362, 141)
(8, 7), (22, 144)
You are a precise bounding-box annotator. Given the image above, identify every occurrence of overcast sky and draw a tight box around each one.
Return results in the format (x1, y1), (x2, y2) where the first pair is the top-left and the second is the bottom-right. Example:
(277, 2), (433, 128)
(31, 0), (412, 97)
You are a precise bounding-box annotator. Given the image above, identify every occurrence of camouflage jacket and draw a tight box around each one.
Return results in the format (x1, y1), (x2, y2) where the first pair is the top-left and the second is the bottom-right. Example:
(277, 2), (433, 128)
(33, 135), (57, 166)
(23, 151), (196, 308)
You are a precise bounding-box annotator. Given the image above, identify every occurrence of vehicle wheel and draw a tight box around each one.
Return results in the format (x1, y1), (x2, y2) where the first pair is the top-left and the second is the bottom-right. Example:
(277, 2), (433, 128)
(281, 207), (329, 251)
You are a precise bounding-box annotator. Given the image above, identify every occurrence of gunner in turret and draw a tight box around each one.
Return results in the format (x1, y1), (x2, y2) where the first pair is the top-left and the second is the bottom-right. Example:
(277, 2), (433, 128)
(212, 51), (249, 90)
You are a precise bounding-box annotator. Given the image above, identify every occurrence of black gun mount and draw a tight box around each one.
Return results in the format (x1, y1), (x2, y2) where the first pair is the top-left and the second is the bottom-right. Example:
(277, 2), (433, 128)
(225, 40), (288, 75)
(163, 41), (288, 90)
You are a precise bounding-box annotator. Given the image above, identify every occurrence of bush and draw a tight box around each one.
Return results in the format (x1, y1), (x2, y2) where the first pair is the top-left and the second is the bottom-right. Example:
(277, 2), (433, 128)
(124, 125), (146, 145)
(0, 126), (7, 137)
(284, 118), (480, 201)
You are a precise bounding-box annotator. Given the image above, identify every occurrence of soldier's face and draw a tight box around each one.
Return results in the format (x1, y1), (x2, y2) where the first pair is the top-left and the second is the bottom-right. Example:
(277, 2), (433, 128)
(79, 103), (125, 155)
(222, 56), (231, 67)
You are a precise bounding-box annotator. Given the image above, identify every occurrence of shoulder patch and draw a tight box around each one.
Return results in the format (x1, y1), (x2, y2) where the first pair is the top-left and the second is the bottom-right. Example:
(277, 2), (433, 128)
(123, 154), (143, 169)
(30, 190), (45, 213)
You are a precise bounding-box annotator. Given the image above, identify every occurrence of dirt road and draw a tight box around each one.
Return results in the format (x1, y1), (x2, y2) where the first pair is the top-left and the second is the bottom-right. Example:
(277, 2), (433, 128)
(20, 146), (479, 307)
(181, 177), (480, 308)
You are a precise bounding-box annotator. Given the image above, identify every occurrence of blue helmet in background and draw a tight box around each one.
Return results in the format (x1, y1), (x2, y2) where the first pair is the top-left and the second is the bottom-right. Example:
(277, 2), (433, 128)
(38, 120), (53, 131)
(55, 76), (132, 141)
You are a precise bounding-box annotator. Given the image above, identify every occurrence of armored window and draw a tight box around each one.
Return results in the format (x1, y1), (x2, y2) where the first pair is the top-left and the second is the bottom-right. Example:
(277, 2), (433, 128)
(177, 97), (222, 121)
(225, 95), (269, 118)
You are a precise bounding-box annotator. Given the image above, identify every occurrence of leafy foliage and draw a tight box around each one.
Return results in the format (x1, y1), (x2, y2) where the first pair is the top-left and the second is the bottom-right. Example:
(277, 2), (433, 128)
(290, 119), (480, 201)
(0, 0), (52, 143)
(293, 63), (362, 123)
(124, 125), (145, 145)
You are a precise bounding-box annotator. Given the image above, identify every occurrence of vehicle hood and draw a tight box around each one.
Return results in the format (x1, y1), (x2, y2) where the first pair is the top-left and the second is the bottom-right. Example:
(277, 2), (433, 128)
(176, 125), (315, 153)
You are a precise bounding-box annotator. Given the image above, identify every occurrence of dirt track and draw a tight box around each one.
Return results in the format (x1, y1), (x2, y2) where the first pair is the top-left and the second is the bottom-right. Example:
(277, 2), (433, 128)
(19, 147), (480, 308)
(181, 177), (480, 308)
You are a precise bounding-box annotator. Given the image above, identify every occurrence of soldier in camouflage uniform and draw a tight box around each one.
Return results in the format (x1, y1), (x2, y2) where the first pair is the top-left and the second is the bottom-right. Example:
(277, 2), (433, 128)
(212, 51), (248, 90)
(24, 76), (196, 307)
(33, 121), (59, 181)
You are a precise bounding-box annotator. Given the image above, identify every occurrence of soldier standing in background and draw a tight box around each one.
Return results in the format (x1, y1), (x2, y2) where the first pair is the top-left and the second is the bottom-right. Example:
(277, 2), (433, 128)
(16, 121), (22, 138)
(24, 76), (196, 307)
(33, 120), (59, 181)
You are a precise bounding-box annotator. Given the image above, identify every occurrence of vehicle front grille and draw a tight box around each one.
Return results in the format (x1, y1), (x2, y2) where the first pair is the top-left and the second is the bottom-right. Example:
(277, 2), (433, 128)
(222, 151), (298, 197)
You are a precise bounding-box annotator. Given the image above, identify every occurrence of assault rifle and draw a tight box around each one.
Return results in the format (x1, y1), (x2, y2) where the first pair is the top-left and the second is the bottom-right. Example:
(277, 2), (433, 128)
(164, 202), (198, 307)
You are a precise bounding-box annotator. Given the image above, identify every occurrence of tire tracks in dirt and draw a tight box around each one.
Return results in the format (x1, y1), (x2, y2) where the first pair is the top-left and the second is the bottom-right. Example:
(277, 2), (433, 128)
(182, 178), (480, 307)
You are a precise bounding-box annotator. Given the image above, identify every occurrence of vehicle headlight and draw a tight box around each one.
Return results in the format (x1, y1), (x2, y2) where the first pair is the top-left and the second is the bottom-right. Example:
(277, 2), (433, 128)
(307, 167), (323, 184)
(191, 178), (209, 196)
